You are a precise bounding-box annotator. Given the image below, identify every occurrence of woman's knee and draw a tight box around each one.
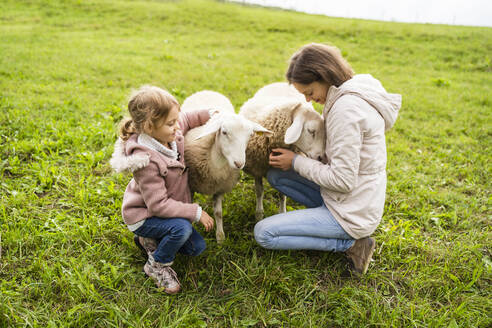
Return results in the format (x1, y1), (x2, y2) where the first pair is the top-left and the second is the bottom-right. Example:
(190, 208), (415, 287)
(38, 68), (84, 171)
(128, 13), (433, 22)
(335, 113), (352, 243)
(254, 220), (275, 249)
(267, 168), (282, 187)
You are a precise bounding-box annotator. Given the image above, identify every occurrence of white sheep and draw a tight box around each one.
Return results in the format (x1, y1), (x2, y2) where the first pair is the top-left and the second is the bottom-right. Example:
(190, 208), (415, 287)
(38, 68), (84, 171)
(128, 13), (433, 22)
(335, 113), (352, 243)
(182, 90), (271, 243)
(239, 82), (326, 220)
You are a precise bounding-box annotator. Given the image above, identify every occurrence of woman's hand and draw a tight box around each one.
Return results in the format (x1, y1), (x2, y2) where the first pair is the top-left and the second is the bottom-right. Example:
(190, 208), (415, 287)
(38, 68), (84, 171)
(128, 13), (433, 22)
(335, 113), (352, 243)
(199, 211), (214, 232)
(269, 148), (296, 171)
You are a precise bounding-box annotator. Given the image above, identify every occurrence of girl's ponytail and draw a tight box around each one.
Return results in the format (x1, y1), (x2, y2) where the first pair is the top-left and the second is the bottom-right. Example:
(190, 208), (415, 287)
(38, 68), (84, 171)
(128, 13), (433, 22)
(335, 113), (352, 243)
(119, 117), (137, 141)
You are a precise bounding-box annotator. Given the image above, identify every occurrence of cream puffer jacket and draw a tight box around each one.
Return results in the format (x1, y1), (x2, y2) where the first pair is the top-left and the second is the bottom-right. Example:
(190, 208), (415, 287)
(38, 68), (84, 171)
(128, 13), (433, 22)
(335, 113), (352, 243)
(293, 74), (401, 239)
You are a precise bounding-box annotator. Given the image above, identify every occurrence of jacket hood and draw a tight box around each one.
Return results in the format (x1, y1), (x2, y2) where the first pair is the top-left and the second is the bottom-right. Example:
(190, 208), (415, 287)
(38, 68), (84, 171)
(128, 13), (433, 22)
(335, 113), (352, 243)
(109, 136), (150, 173)
(324, 74), (401, 131)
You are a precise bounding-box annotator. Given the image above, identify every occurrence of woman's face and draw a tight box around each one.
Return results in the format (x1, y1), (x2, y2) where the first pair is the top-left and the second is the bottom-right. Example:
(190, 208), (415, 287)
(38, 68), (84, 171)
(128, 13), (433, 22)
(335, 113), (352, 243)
(149, 105), (180, 145)
(293, 81), (330, 105)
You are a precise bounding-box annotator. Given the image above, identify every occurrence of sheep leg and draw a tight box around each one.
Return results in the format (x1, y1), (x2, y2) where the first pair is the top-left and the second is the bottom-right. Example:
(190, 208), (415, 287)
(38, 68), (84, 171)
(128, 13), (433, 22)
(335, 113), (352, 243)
(213, 193), (225, 243)
(255, 177), (264, 220)
(278, 192), (286, 213)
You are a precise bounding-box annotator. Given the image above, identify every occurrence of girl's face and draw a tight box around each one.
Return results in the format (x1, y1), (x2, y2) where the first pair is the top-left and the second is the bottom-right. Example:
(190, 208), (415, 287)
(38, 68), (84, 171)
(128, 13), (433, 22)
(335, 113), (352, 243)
(293, 80), (330, 105)
(149, 105), (180, 145)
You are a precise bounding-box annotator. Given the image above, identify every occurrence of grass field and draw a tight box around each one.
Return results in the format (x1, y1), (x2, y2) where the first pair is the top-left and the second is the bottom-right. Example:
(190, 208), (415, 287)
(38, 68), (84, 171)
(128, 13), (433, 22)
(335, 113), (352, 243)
(0, 0), (491, 326)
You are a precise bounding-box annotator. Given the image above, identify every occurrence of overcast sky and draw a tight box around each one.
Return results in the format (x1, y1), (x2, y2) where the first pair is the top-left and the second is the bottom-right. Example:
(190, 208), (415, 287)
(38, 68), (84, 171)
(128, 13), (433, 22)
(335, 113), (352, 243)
(229, 0), (492, 27)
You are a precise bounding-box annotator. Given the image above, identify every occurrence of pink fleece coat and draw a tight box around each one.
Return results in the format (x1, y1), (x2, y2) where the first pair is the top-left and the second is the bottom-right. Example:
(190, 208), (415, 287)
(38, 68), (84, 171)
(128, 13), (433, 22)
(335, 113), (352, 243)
(112, 109), (210, 225)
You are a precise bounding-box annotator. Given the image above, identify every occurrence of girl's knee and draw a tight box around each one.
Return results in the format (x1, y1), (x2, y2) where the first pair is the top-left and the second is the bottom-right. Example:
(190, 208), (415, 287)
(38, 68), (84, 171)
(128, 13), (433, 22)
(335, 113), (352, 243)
(172, 220), (193, 241)
(180, 233), (206, 256)
(193, 238), (206, 256)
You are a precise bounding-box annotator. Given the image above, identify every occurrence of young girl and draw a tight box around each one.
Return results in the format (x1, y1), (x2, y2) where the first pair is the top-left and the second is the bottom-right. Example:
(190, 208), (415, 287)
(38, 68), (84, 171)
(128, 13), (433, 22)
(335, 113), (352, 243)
(110, 85), (215, 294)
(254, 43), (401, 275)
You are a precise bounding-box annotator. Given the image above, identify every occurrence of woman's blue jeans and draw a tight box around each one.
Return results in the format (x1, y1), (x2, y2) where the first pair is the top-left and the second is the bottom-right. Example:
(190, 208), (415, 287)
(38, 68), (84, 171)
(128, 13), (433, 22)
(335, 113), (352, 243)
(254, 168), (355, 252)
(134, 217), (206, 265)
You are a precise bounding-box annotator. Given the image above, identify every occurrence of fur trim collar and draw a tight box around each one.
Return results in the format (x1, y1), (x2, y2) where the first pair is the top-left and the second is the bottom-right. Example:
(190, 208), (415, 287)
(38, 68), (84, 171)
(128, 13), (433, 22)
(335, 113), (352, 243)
(110, 138), (150, 173)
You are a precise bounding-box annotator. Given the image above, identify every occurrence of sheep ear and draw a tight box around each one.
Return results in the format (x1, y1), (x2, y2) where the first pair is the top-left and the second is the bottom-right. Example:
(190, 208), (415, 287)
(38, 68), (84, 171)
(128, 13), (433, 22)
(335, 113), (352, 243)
(193, 119), (222, 140)
(284, 112), (305, 144)
(251, 122), (273, 137)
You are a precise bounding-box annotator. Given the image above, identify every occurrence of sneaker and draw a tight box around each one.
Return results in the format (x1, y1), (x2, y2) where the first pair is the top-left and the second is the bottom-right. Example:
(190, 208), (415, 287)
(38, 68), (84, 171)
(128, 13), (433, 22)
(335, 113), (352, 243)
(134, 235), (158, 258)
(345, 237), (376, 275)
(144, 254), (181, 294)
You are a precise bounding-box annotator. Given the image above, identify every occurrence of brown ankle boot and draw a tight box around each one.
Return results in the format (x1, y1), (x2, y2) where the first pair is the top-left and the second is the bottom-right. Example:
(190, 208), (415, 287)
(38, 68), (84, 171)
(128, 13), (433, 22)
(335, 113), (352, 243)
(345, 237), (376, 274)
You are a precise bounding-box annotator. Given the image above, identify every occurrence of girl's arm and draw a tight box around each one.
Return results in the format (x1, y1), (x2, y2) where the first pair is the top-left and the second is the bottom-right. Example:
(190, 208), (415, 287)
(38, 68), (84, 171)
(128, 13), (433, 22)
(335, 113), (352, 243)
(133, 161), (200, 222)
(178, 109), (211, 135)
(293, 107), (362, 194)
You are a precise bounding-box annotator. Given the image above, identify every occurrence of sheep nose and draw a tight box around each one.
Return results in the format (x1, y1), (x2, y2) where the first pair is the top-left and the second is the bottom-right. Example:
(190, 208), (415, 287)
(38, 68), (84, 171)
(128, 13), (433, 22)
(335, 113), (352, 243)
(234, 161), (244, 169)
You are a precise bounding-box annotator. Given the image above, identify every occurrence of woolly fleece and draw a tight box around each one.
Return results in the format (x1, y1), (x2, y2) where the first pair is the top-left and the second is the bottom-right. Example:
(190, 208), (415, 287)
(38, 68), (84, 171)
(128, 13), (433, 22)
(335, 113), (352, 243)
(242, 105), (300, 178)
(184, 122), (240, 195)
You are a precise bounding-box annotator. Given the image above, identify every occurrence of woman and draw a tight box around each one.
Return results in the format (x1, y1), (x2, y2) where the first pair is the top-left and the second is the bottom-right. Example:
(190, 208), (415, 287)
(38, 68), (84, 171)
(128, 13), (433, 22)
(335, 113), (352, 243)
(254, 43), (401, 275)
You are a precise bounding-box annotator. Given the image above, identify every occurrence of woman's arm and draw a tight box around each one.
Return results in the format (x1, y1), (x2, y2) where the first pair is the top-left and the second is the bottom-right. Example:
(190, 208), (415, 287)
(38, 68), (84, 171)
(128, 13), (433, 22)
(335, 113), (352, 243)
(293, 108), (363, 193)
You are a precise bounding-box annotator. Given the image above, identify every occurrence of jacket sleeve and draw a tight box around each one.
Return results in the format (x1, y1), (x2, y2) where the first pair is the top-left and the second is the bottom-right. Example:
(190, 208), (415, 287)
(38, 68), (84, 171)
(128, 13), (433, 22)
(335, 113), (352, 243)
(133, 160), (199, 222)
(179, 109), (211, 135)
(293, 107), (362, 193)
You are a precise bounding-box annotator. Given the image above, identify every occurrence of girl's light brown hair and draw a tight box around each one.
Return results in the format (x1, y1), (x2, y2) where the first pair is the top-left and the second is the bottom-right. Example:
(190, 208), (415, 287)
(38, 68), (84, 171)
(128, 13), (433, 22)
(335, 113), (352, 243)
(286, 43), (354, 88)
(119, 85), (180, 141)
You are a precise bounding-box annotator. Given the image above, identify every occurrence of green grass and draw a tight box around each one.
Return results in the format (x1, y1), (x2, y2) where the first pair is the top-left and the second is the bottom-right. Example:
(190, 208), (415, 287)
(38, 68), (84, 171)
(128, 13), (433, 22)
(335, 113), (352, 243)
(0, 0), (491, 326)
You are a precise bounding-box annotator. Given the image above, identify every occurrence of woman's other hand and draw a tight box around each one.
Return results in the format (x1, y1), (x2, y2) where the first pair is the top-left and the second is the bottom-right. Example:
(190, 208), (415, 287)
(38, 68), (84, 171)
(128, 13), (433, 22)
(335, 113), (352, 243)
(269, 148), (296, 171)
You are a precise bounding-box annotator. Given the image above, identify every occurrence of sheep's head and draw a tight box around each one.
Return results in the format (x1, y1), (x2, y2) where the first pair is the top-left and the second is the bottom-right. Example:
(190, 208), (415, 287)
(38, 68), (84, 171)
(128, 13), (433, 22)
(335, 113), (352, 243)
(194, 112), (272, 169)
(284, 102), (326, 161)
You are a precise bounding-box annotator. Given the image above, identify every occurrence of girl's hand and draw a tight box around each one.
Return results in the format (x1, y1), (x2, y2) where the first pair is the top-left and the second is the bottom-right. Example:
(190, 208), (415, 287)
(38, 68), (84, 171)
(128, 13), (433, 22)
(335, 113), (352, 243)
(269, 148), (295, 171)
(199, 211), (214, 232)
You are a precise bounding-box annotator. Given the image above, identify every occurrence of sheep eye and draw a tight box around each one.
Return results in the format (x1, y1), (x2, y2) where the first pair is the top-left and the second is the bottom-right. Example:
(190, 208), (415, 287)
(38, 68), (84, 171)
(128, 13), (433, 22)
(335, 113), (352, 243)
(222, 130), (227, 135)
(308, 129), (315, 137)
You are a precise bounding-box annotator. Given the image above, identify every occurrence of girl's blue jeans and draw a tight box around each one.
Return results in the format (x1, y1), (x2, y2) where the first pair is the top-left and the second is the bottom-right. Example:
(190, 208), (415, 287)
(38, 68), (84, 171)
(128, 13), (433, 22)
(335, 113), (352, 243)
(254, 168), (355, 252)
(134, 217), (206, 265)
